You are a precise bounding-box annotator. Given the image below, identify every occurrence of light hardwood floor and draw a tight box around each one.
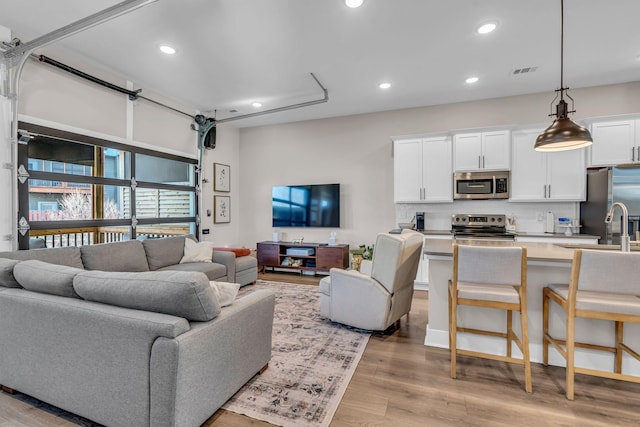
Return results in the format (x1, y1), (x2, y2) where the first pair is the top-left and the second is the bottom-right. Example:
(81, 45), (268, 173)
(1, 271), (639, 426)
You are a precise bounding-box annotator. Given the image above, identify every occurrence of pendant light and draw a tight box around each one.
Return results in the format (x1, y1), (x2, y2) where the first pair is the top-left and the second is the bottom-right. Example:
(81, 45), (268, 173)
(534, 0), (592, 152)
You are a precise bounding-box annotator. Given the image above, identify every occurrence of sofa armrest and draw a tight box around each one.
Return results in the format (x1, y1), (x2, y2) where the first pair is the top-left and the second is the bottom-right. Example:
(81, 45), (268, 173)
(212, 249), (236, 282)
(150, 289), (275, 427)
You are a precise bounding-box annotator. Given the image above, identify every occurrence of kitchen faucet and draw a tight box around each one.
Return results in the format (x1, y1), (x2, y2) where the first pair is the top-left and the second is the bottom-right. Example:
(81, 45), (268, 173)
(605, 202), (630, 252)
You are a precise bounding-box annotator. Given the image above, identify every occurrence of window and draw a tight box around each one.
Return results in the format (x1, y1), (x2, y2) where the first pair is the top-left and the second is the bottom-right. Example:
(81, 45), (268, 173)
(18, 122), (198, 249)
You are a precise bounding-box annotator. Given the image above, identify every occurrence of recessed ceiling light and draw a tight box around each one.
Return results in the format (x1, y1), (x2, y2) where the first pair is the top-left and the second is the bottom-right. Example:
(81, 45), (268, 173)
(252, 102), (262, 108)
(159, 45), (176, 55)
(477, 23), (497, 34)
(345, 0), (364, 8)
(465, 77), (479, 84)
(379, 82), (391, 89)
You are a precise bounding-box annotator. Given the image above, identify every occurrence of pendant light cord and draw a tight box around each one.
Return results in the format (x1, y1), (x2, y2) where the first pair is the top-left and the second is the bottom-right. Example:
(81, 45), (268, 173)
(560, 0), (564, 96)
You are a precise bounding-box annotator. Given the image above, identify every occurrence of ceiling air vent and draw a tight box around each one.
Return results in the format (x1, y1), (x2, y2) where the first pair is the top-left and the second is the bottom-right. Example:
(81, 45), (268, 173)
(512, 66), (538, 75)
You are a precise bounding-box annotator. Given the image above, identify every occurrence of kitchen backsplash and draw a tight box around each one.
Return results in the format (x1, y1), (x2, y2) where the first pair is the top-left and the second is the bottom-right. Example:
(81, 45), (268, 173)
(396, 200), (580, 233)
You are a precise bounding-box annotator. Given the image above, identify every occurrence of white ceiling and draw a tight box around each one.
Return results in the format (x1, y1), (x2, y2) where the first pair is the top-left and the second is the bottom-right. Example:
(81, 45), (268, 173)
(1, 0), (639, 128)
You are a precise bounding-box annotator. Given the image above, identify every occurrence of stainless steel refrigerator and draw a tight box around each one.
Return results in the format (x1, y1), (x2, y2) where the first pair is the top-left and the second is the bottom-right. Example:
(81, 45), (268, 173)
(580, 166), (640, 244)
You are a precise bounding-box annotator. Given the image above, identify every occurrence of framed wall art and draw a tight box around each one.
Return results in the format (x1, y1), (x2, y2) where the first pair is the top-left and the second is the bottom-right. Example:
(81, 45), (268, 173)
(214, 195), (230, 224)
(214, 163), (230, 192)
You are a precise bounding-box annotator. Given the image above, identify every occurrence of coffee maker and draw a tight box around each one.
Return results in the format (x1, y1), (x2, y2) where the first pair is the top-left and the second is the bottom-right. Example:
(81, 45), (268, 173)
(415, 212), (425, 231)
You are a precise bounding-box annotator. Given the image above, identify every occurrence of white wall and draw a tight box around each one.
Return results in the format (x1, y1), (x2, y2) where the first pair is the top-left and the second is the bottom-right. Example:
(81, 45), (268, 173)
(0, 96), (13, 251)
(238, 82), (640, 249)
(200, 124), (241, 246)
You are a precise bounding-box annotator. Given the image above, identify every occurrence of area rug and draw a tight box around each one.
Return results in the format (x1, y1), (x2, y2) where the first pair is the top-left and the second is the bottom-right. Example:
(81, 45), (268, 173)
(223, 280), (371, 427)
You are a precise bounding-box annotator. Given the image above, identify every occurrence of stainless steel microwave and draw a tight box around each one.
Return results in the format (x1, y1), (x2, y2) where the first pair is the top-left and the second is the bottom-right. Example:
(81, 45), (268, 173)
(453, 171), (509, 200)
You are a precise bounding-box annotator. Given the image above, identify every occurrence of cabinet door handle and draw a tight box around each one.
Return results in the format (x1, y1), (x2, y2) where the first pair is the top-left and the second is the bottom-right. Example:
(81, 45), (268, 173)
(548, 184), (551, 198)
(633, 147), (636, 162)
(478, 156), (481, 169)
(482, 155), (485, 168)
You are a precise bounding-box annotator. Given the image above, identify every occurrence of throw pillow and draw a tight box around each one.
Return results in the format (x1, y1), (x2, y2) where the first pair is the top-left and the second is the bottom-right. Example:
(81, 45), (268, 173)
(213, 247), (252, 257)
(13, 259), (83, 298)
(0, 258), (21, 288)
(73, 270), (221, 321)
(180, 238), (214, 263)
(209, 281), (240, 307)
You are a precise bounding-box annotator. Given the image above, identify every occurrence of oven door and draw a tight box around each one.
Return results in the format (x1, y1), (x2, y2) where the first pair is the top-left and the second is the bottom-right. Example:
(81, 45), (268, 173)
(454, 172), (509, 200)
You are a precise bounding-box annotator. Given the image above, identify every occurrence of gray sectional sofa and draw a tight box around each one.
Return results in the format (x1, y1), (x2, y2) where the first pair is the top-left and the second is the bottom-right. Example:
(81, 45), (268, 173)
(0, 236), (274, 427)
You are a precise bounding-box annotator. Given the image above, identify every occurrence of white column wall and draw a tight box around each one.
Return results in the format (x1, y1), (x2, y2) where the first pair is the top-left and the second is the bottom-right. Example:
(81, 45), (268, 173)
(0, 96), (12, 251)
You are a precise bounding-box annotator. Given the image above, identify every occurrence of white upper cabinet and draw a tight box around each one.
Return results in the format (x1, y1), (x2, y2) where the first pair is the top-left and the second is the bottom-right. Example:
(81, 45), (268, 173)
(394, 136), (452, 203)
(511, 128), (586, 201)
(394, 139), (423, 202)
(453, 130), (510, 171)
(589, 119), (639, 166)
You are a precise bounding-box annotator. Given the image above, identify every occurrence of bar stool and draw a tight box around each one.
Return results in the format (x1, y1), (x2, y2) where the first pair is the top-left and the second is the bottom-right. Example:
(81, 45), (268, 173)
(543, 249), (640, 400)
(449, 243), (532, 393)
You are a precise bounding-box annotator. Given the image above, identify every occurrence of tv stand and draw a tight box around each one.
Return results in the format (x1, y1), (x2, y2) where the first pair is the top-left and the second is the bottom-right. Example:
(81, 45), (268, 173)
(257, 241), (349, 274)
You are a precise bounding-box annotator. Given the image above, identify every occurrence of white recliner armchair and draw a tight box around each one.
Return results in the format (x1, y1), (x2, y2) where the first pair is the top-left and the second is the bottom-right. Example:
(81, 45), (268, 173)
(319, 230), (423, 330)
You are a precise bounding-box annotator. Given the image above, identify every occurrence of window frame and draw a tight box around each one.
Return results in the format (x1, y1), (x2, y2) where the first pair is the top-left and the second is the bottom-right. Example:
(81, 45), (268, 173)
(17, 122), (199, 249)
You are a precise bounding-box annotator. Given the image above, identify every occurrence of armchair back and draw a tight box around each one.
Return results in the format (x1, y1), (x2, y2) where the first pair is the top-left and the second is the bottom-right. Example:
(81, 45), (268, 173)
(370, 230), (423, 294)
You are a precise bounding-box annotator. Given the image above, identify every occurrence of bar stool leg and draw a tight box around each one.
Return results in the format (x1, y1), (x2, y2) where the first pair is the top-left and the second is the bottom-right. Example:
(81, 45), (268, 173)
(520, 290), (532, 393)
(566, 314), (576, 400)
(507, 310), (513, 358)
(449, 282), (458, 379)
(542, 290), (550, 366)
(615, 321), (624, 374)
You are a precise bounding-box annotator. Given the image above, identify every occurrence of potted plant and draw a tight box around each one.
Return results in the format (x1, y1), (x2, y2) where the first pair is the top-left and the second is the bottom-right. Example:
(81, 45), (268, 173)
(349, 244), (374, 271)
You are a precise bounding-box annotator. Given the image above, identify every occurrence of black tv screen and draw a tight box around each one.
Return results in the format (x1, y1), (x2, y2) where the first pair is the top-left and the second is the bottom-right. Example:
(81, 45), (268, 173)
(272, 184), (340, 228)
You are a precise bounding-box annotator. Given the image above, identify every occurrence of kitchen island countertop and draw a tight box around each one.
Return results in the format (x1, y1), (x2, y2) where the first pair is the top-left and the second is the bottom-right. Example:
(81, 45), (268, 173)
(424, 238), (575, 263)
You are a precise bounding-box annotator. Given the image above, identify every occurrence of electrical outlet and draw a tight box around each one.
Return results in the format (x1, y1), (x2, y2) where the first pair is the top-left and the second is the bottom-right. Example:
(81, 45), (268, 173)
(537, 212), (543, 221)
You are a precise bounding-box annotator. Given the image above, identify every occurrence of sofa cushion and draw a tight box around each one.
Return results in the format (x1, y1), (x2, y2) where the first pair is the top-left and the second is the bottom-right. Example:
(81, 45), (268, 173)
(13, 260), (83, 298)
(158, 262), (226, 281)
(0, 258), (21, 288)
(81, 240), (149, 272)
(142, 236), (187, 270)
(73, 270), (221, 321)
(180, 238), (214, 263)
(0, 247), (83, 268)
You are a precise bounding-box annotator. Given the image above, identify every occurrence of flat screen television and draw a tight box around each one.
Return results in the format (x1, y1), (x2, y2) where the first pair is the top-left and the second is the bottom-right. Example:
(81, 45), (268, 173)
(272, 184), (340, 228)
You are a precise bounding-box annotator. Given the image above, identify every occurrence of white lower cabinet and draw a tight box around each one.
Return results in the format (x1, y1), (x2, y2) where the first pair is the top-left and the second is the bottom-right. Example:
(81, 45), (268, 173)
(511, 128), (586, 201)
(415, 234), (452, 289)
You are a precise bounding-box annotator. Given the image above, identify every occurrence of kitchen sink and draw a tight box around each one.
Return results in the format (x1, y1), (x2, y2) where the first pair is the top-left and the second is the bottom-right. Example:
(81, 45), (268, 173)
(555, 242), (640, 251)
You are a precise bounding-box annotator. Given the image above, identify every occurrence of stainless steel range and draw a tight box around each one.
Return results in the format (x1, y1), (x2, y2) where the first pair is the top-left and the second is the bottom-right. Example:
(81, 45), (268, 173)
(451, 214), (516, 240)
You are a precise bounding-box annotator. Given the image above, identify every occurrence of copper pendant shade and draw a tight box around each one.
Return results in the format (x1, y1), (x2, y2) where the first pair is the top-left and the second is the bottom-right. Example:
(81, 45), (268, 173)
(535, 0), (593, 152)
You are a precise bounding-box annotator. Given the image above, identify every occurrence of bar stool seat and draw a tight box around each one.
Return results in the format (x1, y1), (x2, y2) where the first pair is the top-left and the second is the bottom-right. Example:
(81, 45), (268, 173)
(546, 284), (640, 316)
(449, 243), (532, 393)
(457, 281), (521, 304)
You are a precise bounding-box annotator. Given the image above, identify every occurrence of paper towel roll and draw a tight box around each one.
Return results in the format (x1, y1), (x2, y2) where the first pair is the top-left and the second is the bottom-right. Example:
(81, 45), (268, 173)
(545, 211), (555, 233)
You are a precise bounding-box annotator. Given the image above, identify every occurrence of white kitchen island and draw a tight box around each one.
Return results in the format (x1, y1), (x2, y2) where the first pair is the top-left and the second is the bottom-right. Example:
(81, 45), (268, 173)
(424, 238), (640, 375)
